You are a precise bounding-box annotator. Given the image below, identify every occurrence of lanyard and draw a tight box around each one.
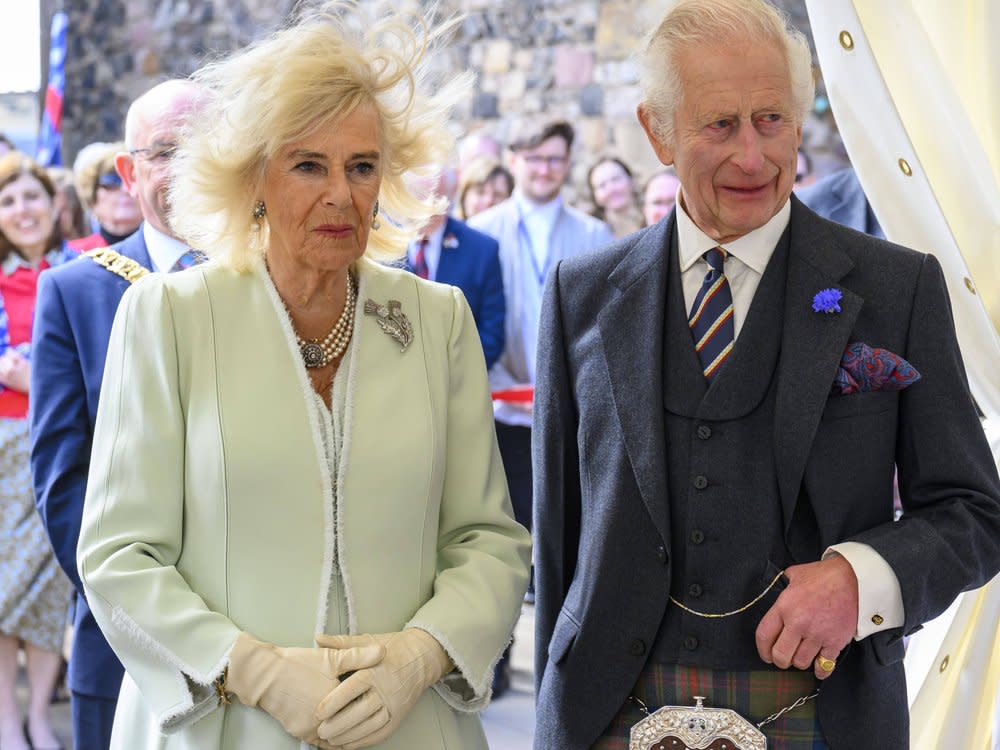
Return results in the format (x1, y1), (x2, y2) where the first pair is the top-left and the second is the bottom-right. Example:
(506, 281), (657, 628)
(517, 210), (554, 289)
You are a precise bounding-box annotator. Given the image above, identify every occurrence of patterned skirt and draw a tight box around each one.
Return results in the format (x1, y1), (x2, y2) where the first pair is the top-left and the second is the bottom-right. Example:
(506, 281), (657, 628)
(593, 663), (827, 750)
(0, 418), (72, 652)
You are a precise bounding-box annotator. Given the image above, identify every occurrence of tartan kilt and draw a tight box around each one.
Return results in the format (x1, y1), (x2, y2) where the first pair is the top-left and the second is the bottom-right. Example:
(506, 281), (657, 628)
(592, 664), (827, 750)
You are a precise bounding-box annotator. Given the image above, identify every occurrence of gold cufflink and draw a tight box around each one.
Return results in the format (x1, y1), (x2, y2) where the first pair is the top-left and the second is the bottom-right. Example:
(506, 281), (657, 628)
(871, 614), (884, 626)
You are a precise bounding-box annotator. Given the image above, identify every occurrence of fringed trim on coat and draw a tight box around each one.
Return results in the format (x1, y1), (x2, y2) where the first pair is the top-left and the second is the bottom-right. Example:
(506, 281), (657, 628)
(258, 260), (358, 639)
(111, 606), (234, 732)
(406, 618), (510, 713)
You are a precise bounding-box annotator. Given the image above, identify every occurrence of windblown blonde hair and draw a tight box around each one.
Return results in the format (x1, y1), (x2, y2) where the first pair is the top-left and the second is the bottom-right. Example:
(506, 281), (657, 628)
(169, 1), (467, 271)
(638, 0), (815, 146)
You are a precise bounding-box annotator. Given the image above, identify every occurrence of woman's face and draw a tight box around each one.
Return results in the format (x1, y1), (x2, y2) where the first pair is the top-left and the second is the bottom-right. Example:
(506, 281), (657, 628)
(463, 173), (511, 218)
(261, 104), (382, 275)
(92, 172), (142, 237)
(590, 160), (634, 212)
(0, 172), (55, 258)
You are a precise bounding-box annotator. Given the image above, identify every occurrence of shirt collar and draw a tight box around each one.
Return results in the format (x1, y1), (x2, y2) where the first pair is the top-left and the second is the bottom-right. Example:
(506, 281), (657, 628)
(1, 247), (65, 276)
(143, 222), (190, 273)
(408, 218), (447, 259)
(514, 189), (562, 228)
(676, 192), (791, 274)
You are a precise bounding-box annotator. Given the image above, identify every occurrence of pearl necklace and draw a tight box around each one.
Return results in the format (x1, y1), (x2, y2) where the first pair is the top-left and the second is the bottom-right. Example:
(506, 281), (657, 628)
(291, 273), (357, 368)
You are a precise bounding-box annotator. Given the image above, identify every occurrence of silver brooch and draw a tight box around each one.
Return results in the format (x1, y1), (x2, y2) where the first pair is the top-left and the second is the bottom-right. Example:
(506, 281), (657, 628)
(363, 298), (413, 352)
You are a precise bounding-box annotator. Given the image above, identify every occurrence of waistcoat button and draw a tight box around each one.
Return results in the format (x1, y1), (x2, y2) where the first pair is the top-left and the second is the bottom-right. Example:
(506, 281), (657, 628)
(693, 475), (709, 490)
(690, 530), (705, 545)
(683, 636), (699, 651)
(697, 425), (712, 440)
(688, 583), (703, 598)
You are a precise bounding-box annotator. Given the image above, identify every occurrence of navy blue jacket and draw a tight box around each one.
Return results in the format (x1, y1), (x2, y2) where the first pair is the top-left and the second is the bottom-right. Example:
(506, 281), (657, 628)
(408, 216), (505, 369)
(29, 229), (151, 698)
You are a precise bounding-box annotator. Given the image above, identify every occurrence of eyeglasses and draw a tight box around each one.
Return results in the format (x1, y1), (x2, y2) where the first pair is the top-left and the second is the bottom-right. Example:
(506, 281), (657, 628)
(128, 142), (178, 164)
(521, 154), (568, 168)
(96, 172), (123, 191)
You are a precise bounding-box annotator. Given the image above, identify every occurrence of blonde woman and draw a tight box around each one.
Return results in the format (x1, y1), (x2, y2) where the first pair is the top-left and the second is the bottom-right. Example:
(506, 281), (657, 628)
(77, 3), (530, 749)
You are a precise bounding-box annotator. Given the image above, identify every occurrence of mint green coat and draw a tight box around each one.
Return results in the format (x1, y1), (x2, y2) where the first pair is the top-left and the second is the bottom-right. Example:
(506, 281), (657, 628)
(78, 257), (531, 749)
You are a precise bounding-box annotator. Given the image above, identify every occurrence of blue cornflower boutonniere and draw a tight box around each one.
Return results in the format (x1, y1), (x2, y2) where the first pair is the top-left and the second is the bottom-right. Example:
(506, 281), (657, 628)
(443, 233), (459, 249)
(812, 288), (843, 314)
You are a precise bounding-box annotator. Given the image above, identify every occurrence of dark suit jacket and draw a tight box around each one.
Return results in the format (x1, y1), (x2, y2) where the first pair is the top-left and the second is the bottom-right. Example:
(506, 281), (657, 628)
(798, 168), (884, 239)
(408, 217), (505, 369)
(532, 198), (1000, 749)
(29, 228), (151, 698)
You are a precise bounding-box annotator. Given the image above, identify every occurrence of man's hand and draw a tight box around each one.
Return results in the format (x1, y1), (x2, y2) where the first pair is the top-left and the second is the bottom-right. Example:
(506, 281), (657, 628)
(0, 350), (30, 393)
(755, 554), (858, 680)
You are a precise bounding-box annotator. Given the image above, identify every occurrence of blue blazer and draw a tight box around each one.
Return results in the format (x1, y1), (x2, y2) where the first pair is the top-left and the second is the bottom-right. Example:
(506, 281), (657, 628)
(29, 229), (151, 698)
(409, 217), (505, 369)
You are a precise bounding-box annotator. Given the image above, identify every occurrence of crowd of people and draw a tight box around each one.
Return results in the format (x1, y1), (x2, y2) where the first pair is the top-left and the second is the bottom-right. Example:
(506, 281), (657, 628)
(0, 1), (998, 749)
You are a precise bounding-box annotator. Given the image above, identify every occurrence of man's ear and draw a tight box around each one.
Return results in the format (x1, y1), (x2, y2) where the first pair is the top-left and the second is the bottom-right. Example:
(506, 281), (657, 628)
(637, 104), (675, 166)
(115, 152), (139, 198)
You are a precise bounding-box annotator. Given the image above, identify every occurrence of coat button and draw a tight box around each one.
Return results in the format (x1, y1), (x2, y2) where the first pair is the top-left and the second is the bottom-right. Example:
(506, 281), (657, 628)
(630, 639), (646, 656)
(693, 475), (709, 490)
(656, 545), (667, 564)
(690, 529), (705, 545)
(688, 583), (703, 598)
(697, 425), (712, 440)
(683, 636), (699, 651)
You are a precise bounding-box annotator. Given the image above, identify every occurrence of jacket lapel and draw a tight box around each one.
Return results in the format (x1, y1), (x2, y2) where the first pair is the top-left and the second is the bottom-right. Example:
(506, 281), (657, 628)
(774, 199), (863, 532)
(597, 219), (672, 546)
(434, 218), (460, 286)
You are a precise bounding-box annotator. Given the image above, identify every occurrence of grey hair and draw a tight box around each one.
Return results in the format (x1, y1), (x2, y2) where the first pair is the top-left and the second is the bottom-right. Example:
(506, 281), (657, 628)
(638, 0), (815, 145)
(169, 1), (468, 271)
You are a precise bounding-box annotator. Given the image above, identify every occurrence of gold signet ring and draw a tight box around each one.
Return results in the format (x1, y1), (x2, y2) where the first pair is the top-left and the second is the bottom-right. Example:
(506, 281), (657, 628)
(815, 655), (837, 672)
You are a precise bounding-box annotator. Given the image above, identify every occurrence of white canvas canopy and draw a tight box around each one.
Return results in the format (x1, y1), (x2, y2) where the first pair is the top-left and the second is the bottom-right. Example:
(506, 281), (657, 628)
(804, 1), (1000, 747)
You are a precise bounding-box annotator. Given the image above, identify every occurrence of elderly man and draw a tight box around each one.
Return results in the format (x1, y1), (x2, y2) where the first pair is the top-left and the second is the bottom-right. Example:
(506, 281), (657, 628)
(29, 79), (208, 750)
(532, 2), (1000, 749)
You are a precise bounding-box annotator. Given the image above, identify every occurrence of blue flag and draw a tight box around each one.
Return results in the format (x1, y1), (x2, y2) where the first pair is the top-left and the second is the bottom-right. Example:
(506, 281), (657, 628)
(37, 11), (67, 167)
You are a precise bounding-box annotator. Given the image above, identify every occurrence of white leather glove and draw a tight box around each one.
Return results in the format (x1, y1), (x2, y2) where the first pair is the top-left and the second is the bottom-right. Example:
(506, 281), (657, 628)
(314, 629), (453, 749)
(226, 631), (384, 747)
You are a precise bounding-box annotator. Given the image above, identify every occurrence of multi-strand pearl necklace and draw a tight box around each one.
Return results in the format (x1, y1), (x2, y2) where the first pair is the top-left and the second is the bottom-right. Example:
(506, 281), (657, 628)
(293, 273), (357, 368)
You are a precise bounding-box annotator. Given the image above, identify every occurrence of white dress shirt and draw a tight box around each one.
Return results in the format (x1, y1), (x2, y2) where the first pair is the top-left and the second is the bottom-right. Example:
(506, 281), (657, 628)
(143, 223), (190, 273)
(675, 192), (904, 640)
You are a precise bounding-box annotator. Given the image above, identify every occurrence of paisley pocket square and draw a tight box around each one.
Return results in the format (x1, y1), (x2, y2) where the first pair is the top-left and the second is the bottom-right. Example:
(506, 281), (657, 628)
(832, 342), (921, 395)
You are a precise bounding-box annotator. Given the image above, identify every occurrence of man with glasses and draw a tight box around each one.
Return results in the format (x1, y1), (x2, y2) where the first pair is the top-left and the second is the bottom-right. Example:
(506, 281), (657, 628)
(29, 79), (208, 750)
(469, 120), (613, 695)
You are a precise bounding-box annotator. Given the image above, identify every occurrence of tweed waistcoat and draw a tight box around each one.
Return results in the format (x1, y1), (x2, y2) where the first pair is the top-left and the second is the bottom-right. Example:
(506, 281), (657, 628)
(651, 232), (804, 668)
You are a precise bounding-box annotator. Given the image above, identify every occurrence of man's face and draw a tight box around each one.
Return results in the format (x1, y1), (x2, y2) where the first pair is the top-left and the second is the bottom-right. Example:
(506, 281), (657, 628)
(510, 135), (571, 204)
(118, 101), (194, 237)
(639, 41), (801, 242)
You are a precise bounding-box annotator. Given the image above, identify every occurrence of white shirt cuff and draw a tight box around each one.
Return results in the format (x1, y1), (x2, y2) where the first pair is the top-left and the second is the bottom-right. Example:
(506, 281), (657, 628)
(824, 542), (905, 640)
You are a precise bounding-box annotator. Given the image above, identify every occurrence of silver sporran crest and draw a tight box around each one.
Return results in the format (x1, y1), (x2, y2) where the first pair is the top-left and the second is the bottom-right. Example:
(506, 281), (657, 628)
(630, 696), (766, 750)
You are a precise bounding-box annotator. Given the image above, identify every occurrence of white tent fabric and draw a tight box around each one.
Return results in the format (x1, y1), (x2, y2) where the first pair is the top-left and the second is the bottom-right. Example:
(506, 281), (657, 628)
(804, 2), (1000, 748)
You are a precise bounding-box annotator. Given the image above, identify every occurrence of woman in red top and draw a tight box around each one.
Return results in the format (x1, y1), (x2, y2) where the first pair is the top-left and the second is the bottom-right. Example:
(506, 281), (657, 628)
(0, 153), (75, 750)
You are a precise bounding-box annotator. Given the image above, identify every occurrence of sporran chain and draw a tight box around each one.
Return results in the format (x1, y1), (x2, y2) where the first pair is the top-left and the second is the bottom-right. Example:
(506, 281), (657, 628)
(629, 689), (820, 730)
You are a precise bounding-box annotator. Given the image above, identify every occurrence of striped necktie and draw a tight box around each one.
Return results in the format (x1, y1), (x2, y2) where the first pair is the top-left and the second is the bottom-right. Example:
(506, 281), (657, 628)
(412, 238), (430, 279)
(170, 249), (207, 272)
(688, 247), (735, 382)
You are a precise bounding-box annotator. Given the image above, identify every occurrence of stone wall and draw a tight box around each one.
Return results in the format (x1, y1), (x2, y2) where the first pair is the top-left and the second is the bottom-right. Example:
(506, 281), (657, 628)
(59, 0), (844, 187)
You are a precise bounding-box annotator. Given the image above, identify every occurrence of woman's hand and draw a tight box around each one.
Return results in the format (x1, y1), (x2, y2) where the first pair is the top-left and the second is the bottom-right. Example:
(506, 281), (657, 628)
(225, 632), (384, 747)
(315, 629), (453, 749)
(0, 350), (30, 393)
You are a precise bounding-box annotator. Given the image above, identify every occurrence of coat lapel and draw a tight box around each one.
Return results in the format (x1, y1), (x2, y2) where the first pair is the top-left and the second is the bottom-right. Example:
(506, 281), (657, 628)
(774, 199), (863, 532)
(597, 219), (672, 546)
